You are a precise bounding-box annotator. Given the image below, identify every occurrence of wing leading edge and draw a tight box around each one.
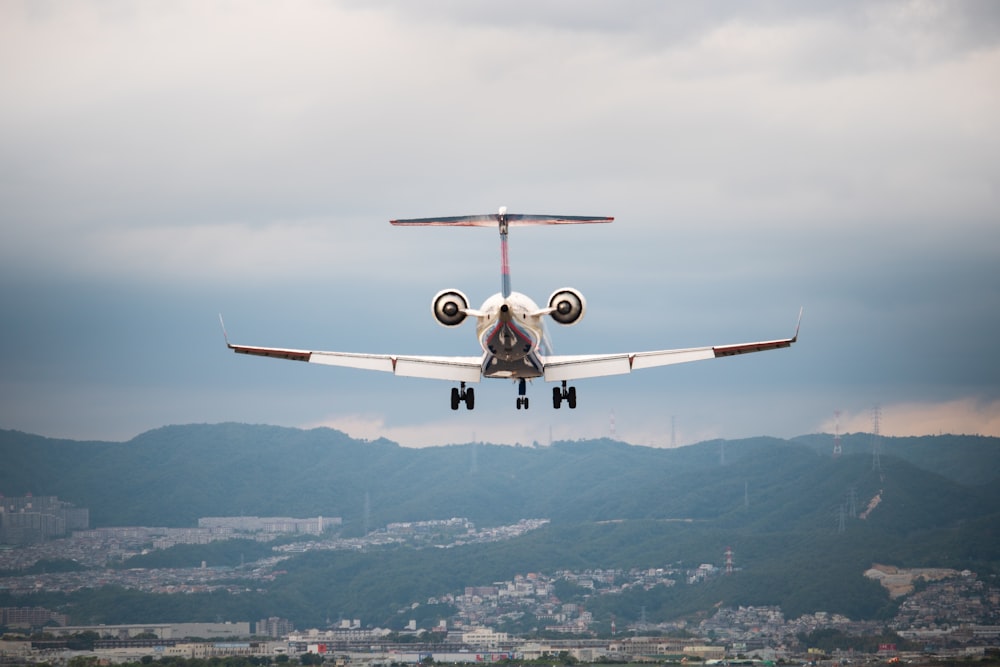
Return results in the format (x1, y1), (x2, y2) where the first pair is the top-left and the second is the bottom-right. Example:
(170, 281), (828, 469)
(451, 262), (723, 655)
(542, 310), (802, 382)
(220, 315), (484, 384)
(227, 343), (483, 382)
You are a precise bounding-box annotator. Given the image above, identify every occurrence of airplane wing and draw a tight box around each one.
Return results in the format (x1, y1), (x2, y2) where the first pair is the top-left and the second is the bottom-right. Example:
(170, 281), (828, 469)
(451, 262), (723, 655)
(220, 319), (483, 382)
(225, 343), (484, 382)
(542, 311), (801, 382)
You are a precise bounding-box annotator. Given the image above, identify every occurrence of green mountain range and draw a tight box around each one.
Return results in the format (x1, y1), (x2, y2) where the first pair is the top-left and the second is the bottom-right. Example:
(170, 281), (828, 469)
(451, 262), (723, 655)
(1, 424), (998, 628)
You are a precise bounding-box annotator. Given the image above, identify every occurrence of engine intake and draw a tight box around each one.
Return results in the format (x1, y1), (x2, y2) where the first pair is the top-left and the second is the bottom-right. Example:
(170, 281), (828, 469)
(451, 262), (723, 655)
(548, 288), (586, 326)
(432, 289), (470, 327)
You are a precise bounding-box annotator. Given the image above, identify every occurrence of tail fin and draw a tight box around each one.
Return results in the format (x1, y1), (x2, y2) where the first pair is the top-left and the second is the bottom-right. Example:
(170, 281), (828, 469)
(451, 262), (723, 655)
(392, 208), (613, 298)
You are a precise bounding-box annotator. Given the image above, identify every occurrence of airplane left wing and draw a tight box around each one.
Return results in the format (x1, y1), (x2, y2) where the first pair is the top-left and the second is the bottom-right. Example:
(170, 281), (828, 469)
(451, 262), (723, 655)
(226, 343), (484, 382)
(542, 311), (801, 382)
(220, 316), (484, 383)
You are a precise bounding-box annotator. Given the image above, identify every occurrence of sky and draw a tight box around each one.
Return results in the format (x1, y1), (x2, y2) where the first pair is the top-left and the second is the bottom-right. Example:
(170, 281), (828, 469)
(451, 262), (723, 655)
(1, 1), (998, 448)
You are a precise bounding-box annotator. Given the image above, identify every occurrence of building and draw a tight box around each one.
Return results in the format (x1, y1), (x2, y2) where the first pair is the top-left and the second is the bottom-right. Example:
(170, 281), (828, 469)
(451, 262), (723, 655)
(462, 627), (508, 649)
(198, 515), (341, 535)
(257, 616), (295, 638)
(0, 606), (69, 629)
(47, 622), (251, 640)
(0, 495), (89, 544)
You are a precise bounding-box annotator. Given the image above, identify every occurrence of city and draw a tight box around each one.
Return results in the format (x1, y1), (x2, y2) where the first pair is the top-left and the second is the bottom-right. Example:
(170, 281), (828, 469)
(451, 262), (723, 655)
(2, 496), (999, 665)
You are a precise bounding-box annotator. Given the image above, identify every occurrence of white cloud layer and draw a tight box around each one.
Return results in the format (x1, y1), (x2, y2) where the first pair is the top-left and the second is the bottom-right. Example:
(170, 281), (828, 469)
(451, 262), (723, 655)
(1, 1), (998, 443)
(825, 398), (1000, 439)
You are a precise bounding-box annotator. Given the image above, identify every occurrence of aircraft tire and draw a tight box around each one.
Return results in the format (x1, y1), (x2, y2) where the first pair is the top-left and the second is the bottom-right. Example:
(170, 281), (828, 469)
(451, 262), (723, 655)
(465, 387), (475, 410)
(451, 387), (460, 410)
(552, 387), (562, 409)
(567, 386), (577, 409)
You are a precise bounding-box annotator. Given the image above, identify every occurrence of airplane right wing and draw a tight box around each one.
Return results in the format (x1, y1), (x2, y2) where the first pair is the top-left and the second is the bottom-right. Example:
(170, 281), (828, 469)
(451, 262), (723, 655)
(542, 310), (801, 382)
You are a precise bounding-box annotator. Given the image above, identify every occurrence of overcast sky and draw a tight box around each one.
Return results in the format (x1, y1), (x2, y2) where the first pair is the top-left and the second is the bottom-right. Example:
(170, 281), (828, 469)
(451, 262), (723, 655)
(2, 1), (998, 448)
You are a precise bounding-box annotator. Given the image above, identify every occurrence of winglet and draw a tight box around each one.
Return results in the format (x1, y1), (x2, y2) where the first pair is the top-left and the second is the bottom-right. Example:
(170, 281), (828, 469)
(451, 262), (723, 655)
(792, 307), (803, 343)
(218, 314), (233, 349)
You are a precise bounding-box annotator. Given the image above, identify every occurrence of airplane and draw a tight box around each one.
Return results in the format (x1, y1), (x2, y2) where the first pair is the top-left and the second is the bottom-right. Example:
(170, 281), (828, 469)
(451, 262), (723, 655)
(222, 206), (800, 410)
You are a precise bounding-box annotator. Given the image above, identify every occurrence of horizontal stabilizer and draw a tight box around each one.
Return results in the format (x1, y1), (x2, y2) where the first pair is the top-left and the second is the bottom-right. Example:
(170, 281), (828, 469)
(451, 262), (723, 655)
(391, 213), (613, 227)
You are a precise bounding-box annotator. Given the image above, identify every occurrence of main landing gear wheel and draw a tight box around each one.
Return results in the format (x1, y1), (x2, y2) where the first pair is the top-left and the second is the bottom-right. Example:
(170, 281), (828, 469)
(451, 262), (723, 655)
(516, 396), (530, 410)
(552, 381), (577, 409)
(450, 383), (474, 410)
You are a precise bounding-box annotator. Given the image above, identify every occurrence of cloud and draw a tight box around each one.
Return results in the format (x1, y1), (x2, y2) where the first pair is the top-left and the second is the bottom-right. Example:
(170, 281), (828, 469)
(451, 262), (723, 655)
(307, 395), (1000, 449)
(822, 398), (1000, 438)
(304, 413), (574, 449)
(1, 1), (999, 445)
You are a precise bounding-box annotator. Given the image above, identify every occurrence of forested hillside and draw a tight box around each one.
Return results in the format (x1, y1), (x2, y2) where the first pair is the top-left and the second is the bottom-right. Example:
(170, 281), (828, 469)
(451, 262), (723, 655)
(2, 424), (997, 530)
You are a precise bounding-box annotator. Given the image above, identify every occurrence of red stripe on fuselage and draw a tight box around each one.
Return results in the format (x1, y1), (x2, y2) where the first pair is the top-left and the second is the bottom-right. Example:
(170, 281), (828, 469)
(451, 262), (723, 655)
(500, 233), (511, 297)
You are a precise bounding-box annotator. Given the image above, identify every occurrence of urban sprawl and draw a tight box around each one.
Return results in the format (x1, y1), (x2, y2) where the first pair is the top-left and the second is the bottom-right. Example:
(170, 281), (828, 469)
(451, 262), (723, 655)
(2, 496), (998, 664)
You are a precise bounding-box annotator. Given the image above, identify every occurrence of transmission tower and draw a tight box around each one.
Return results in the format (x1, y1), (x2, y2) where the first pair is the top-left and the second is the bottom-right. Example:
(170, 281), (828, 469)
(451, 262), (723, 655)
(847, 486), (858, 518)
(363, 490), (371, 537)
(725, 546), (734, 575)
(833, 410), (843, 458)
(610, 410), (617, 440)
(837, 504), (846, 534)
(871, 405), (882, 473)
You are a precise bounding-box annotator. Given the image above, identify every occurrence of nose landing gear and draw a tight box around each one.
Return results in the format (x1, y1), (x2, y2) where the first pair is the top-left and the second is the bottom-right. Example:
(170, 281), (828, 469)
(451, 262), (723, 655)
(552, 381), (577, 409)
(516, 378), (529, 410)
(450, 382), (475, 410)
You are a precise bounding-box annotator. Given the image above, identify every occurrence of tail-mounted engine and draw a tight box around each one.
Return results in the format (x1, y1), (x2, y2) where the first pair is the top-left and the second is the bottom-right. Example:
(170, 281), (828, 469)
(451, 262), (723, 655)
(548, 288), (586, 326)
(432, 289), (470, 327)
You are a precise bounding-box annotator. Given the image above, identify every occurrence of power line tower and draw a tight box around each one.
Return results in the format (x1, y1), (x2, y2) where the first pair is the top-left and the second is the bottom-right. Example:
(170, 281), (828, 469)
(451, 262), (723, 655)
(837, 504), (846, 534)
(724, 546), (734, 575)
(363, 490), (371, 537)
(847, 486), (858, 518)
(833, 410), (843, 458)
(871, 405), (882, 473)
(610, 410), (617, 440)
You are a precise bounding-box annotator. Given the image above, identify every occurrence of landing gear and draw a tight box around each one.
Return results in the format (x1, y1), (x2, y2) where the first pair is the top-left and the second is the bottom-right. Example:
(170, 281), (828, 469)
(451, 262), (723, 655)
(450, 383), (474, 410)
(552, 381), (577, 409)
(516, 378), (529, 410)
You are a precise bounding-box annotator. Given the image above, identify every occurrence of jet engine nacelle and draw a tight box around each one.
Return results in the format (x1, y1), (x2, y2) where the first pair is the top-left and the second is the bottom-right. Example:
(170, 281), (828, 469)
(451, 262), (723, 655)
(432, 289), (470, 327)
(548, 287), (586, 326)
